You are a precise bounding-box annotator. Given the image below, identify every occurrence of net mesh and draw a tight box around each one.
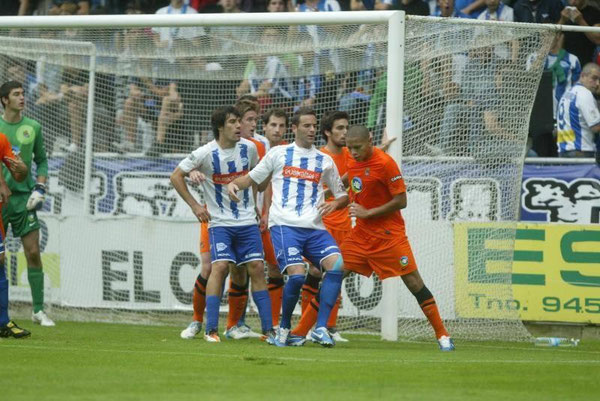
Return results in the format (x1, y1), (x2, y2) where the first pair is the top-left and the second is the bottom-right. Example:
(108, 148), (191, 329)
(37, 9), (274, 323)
(0, 15), (556, 341)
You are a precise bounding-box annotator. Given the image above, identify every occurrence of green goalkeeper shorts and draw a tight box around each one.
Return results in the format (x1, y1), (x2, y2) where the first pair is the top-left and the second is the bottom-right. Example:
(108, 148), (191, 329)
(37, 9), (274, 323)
(2, 192), (41, 238)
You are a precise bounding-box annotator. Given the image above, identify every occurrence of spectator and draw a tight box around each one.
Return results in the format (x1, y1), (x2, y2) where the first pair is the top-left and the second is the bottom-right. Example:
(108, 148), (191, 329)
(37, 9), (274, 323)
(545, 32), (581, 120)
(266, 0), (287, 11)
(558, 0), (600, 65)
(153, 0), (206, 50)
(434, 0), (458, 16)
(455, 0), (485, 18)
(556, 62), (600, 158)
(513, 0), (563, 23)
(0, 0), (30, 15)
(391, 0), (431, 15)
(476, 0), (514, 20)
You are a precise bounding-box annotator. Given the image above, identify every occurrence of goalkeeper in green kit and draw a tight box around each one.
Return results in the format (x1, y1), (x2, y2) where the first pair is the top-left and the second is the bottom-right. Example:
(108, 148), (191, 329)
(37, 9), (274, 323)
(0, 80), (54, 327)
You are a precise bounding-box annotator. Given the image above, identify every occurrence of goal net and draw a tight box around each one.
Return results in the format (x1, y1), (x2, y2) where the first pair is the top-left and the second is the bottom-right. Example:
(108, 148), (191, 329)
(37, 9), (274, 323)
(0, 13), (555, 341)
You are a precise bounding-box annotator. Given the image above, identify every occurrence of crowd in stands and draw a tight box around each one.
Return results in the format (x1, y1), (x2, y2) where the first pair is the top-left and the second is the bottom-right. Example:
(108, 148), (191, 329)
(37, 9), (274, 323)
(0, 0), (599, 160)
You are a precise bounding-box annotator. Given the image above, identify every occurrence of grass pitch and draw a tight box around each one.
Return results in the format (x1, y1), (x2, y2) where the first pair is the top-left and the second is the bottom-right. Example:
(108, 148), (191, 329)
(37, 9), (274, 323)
(1, 321), (599, 401)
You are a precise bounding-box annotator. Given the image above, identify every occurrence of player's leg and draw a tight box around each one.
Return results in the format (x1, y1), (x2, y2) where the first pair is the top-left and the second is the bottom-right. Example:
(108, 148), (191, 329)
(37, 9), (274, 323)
(0, 236), (30, 338)
(269, 225), (306, 347)
(181, 223), (211, 339)
(224, 264), (249, 339)
(246, 260), (274, 337)
(324, 228), (351, 341)
(13, 199), (56, 327)
(204, 226), (237, 342)
(304, 229), (345, 347)
(263, 229), (283, 327)
(301, 264), (321, 313)
(372, 238), (453, 351)
(401, 270), (453, 351)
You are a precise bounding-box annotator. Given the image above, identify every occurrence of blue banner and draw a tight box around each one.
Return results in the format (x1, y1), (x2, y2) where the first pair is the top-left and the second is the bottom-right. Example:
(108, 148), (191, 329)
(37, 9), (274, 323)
(521, 163), (600, 224)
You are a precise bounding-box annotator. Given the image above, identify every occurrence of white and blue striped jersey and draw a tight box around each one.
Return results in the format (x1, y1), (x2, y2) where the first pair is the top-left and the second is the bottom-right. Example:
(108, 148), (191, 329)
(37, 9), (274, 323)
(248, 143), (347, 230)
(557, 84), (600, 153)
(545, 52), (581, 118)
(178, 138), (259, 228)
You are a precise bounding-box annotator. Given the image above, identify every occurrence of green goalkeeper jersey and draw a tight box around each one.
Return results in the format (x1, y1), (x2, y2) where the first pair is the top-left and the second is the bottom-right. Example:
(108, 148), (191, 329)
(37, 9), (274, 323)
(0, 115), (48, 194)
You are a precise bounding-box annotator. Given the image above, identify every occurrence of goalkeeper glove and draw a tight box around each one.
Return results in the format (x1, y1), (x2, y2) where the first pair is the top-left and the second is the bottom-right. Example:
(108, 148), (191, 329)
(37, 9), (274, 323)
(26, 183), (46, 211)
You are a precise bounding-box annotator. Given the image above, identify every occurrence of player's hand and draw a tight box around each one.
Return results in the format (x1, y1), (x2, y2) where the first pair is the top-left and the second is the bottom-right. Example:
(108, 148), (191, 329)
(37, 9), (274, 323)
(26, 183), (46, 211)
(349, 202), (370, 219)
(227, 182), (241, 203)
(259, 213), (268, 233)
(4, 154), (27, 176)
(317, 201), (336, 217)
(0, 183), (11, 204)
(188, 170), (206, 184)
(192, 203), (210, 223)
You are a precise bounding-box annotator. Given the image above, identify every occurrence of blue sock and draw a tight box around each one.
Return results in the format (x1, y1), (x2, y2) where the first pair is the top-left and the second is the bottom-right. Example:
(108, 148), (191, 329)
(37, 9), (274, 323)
(280, 274), (304, 329)
(205, 295), (220, 334)
(252, 290), (273, 333)
(316, 270), (343, 328)
(0, 264), (9, 326)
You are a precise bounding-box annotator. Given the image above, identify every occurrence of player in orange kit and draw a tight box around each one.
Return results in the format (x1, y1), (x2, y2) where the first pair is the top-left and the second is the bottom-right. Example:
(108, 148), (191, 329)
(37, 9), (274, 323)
(342, 125), (453, 350)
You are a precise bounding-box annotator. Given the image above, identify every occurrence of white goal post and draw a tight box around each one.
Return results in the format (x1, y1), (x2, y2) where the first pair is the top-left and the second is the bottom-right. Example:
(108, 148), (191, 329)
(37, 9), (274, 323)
(0, 12), (574, 342)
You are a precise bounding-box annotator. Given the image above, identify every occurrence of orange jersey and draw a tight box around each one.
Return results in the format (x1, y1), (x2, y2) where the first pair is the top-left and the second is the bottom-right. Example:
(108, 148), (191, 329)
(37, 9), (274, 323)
(0, 132), (17, 238)
(347, 147), (406, 240)
(319, 146), (352, 232)
(247, 137), (266, 160)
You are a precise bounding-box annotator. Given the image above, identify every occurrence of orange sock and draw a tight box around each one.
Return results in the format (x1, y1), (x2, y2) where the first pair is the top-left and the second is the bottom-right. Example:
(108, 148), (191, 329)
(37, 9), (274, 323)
(420, 298), (449, 339)
(301, 273), (320, 313)
(326, 296), (341, 329)
(227, 282), (248, 330)
(291, 298), (319, 337)
(268, 277), (284, 327)
(192, 274), (207, 323)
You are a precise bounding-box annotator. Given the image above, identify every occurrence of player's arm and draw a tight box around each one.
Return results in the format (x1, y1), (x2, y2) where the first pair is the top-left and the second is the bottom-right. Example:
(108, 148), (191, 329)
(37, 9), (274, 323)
(22, 123), (50, 210)
(0, 134), (27, 182)
(317, 161), (349, 216)
(228, 174), (257, 203)
(229, 150), (273, 202)
(171, 167), (210, 222)
(349, 192), (406, 219)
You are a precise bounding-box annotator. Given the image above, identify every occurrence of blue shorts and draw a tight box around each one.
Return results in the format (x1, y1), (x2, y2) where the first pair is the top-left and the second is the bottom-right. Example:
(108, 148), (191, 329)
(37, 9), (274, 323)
(209, 225), (264, 266)
(270, 225), (340, 273)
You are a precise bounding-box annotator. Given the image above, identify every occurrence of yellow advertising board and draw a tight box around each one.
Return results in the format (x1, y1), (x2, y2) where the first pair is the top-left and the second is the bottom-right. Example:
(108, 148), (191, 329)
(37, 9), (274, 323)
(455, 222), (600, 323)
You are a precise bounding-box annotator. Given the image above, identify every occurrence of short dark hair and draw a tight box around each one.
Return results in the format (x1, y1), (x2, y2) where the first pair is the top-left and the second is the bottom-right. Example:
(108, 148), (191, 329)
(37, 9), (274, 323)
(320, 110), (349, 141)
(346, 125), (370, 141)
(291, 107), (317, 127)
(262, 108), (288, 127)
(211, 106), (240, 140)
(0, 81), (23, 109)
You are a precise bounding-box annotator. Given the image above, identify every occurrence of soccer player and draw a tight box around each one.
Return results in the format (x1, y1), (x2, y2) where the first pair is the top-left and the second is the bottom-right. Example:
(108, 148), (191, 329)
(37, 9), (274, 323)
(170, 106), (274, 343)
(0, 81), (55, 327)
(294, 110), (352, 342)
(0, 129), (30, 338)
(342, 125), (454, 351)
(228, 107), (348, 347)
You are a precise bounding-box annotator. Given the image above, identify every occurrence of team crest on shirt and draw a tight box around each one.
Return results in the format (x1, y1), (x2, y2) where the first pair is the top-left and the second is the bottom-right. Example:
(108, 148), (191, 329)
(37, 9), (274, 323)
(351, 177), (363, 193)
(400, 256), (409, 267)
(16, 125), (35, 145)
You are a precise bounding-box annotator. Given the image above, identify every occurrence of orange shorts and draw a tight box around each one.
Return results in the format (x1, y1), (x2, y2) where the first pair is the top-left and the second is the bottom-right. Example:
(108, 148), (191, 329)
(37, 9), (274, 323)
(325, 225), (351, 247)
(200, 222), (210, 254)
(340, 230), (417, 280)
(261, 228), (278, 267)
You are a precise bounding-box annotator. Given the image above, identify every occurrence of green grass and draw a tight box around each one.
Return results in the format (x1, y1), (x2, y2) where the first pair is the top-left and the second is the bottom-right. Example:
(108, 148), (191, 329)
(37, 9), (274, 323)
(1, 321), (600, 401)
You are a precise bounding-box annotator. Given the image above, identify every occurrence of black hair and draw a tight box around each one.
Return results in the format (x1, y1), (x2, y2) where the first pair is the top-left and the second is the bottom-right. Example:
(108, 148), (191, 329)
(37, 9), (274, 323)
(211, 106), (241, 139)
